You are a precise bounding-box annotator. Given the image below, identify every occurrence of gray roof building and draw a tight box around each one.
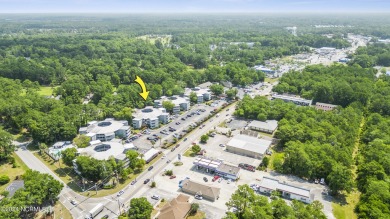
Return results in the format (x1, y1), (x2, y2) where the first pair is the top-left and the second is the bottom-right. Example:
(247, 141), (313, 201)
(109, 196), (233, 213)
(248, 120), (278, 134)
(226, 134), (272, 159)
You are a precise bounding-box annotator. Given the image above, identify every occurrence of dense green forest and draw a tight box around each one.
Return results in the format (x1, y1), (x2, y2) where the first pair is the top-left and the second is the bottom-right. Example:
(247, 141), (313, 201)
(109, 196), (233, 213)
(235, 96), (361, 195)
(259, 64), (390, 218)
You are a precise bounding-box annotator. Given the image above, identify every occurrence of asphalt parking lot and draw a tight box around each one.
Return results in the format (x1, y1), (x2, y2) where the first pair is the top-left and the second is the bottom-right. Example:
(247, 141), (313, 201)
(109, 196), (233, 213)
(130, 100), (227, 151)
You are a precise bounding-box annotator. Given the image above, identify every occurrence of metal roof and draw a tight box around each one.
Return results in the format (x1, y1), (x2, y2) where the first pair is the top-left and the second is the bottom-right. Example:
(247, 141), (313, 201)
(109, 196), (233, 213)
(259, 177), (312, 198)
(226, 134), (271, 155)
(248, 120), (278, 131)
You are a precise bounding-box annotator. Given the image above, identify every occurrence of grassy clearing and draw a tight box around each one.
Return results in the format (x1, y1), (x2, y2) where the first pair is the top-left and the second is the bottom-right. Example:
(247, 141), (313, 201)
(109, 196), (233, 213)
(218, 121), (227, 128)
(332, 191), (360, 219)
(37, 86), (57, 96)
(267, 151), (284, 170)
(0, 153), (29, 193)
(187, 211), (206, 219)
(34, 201), (73, 219)
(264, 77), (279, 83)
(137, 35), (171, 45)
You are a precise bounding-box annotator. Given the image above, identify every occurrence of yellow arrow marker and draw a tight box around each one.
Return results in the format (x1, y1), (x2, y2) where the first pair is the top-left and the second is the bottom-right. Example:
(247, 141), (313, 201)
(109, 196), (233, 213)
(134, 76), (149, 100)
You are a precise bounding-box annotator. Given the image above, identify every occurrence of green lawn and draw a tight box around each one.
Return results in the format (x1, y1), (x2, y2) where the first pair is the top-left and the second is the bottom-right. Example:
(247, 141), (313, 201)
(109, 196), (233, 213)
(37, 86), (58, 96)
(0, 153), (29, 193)
(267, 151), (284, 170)
(332, 191), (360, 219)
(264, 77), (279, 83)
(183, 148), (196, 157)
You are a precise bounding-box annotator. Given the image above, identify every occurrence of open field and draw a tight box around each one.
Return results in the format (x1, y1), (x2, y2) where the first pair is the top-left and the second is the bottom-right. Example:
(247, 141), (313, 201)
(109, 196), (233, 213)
(332, 191), (360, 219)
(264, 77), (279, 83)
(137, 35), (171, 44)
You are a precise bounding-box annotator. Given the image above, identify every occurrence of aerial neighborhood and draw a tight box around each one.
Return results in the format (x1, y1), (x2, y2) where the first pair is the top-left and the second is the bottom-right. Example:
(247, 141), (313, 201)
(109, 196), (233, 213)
(0, 8), (389, 219)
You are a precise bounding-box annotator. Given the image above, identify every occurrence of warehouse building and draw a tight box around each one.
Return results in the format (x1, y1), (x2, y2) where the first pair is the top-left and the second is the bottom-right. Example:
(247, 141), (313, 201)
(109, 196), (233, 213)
(248, 120), (278, 134)
(226, 134), (272, 159)
(271, 94), (312, 106)
(258, 177), (314, 204)
(193, 157), (241, 180)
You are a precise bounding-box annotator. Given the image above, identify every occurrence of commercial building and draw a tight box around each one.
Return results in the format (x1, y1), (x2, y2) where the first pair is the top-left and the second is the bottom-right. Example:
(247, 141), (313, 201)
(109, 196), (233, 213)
(154, 95), (190, 114)
(271, 94), (312, 106)
(156, 194), (191, 219)
(248, 120), (278, 134)
(79, 119), (130, 141)
(180, 179), (220, 201)
(184, 87), (211, 103)
(226, 134), (272, 159)
(253, 65), (275, 75)
(46, 141), (75, 161)
(142, 148), (160, 163)
(193, 157), (241, 180)
(215, 163), (241, 180)
(258, 177), (314, 204)
(132, 106), (169, 129)
(315, 102), (338, 111)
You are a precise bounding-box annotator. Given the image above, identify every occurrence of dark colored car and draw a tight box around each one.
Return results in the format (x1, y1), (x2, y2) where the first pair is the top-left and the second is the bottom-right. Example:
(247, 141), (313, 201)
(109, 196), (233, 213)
(148, 166), (154, 171)
(203, 177), (208, 182)
(131, 180), (137, 185)
(144, 179), (150, 184)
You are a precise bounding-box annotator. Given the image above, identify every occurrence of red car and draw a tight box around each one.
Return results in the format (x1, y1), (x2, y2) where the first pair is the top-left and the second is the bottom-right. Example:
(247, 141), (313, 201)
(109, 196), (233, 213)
(212, 175), (220, 182)
(170, 175), (176, 179)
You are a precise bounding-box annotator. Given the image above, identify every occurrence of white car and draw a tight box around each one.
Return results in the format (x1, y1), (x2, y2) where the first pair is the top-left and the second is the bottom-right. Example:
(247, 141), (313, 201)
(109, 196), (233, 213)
(70, 199), (77, 205)
(227, 179), (232, 184)
(117, 190), (124, 197)
(194, 195), (203, 200)
(218, 178), (223, 183)
(151, 195), (160, 200)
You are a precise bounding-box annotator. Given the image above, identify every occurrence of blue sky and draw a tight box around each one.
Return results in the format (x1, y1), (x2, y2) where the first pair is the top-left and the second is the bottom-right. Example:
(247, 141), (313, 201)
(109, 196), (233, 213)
(0, 0), (389, 13)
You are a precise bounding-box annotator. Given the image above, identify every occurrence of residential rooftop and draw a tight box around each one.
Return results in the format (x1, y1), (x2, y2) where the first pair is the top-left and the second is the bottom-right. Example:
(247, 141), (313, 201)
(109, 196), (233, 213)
(77, 141), (126, 160)
(132, 106), (167, 120)
(79, 118), (129, 135)
(181, 179), (220, 200)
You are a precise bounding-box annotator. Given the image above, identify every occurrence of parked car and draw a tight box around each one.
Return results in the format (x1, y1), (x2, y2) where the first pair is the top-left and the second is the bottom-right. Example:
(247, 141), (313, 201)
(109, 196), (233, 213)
(320, 178), (325, 185)
(170, 175), (176, 179)
(203, 177), (208, 182)
(219, 144), (225, 147)
(181, 118), (186, 121)
(102, 215), (109, 219)
(144, 179), (150, 184)
(184, 138), (188, 141)
(131, 180), (137, 185)
(151, 195), (160, 200)
(218, 178), (223, 183)
(227, 179), (232, 184)
(314, 179), (319, 184)
(166, 159), (171, 163)
(194, 195), (203, 200)
(212, 175), (220, 182)
(148, 166), (154, 171)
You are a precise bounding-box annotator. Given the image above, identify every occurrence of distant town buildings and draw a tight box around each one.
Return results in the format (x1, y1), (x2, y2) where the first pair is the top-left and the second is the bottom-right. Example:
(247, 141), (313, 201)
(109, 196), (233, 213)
(79, 119), (130, 141)
(248, 120), (278, 134)
(253, 65), (275, 75)
(132, 106), (169, 129)
(271, 94), (313, 106)
(315, 102), (338, 111)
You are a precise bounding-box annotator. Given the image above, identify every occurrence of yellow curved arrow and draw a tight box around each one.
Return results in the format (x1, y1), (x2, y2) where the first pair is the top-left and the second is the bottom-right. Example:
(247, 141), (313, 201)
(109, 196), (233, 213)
(134, 76), (149, 100)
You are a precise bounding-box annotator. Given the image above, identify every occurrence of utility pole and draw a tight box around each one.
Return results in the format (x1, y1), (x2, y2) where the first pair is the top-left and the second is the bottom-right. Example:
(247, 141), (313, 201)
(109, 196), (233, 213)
(118, 199), (122, 216)
(95, 183), (97, 194)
